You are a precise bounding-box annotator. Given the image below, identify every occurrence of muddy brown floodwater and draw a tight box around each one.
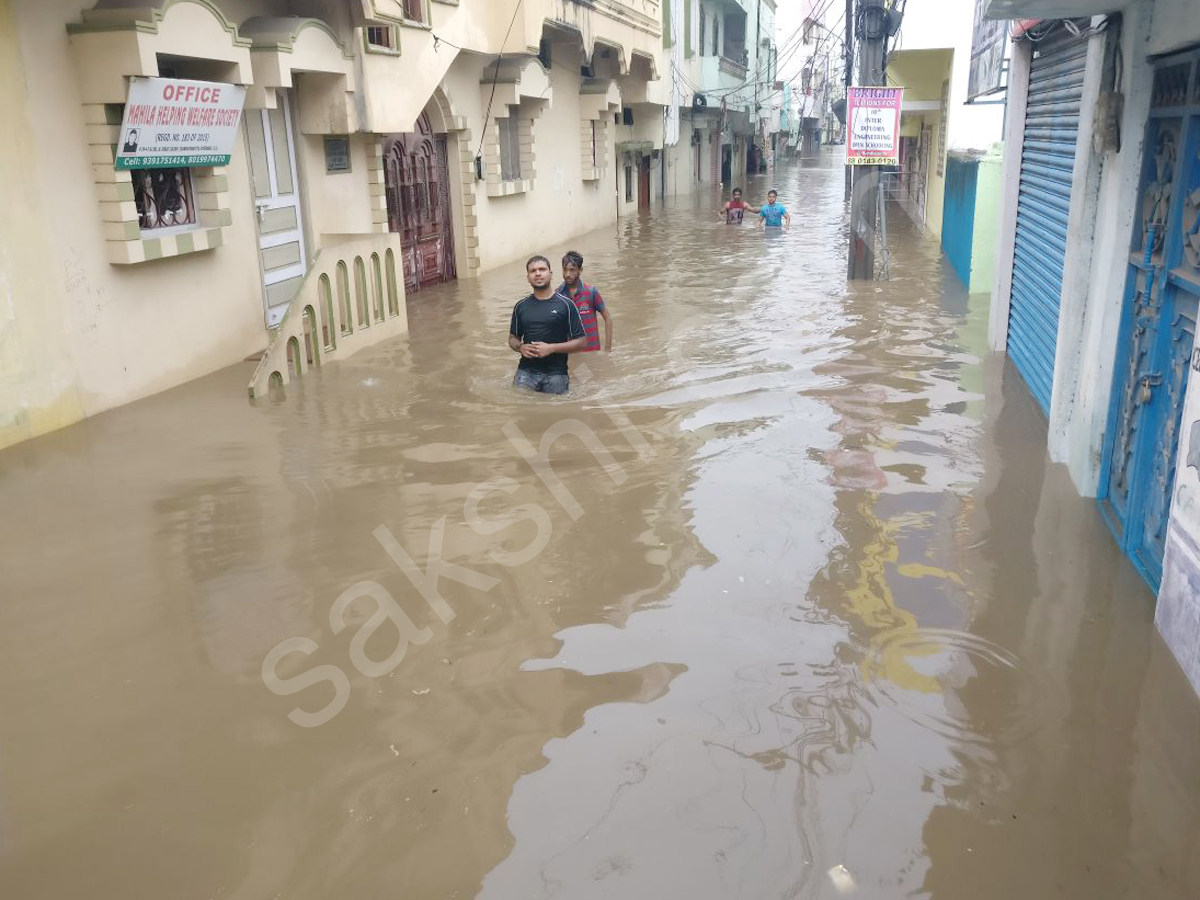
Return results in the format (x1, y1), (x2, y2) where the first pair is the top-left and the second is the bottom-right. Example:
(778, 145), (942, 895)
(3, 151), (1200, 899)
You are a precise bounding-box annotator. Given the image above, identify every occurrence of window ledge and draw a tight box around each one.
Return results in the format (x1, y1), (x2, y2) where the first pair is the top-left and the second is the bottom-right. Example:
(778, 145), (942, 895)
(400, 19), (432, 30)
(363, 23), (400, 54)
(108, 226), (225, 264)
(486, 179), (533, 198)
(581, 167), (602, 182)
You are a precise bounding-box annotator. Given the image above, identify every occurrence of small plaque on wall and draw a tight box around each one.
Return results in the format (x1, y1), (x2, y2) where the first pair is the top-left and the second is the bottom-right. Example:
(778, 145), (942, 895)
(324, 136), (351, 173)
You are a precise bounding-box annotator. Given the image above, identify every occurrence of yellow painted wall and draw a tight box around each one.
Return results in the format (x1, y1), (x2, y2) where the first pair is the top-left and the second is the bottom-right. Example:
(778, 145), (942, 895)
(889, 49), (953, 241)
(925, 106), (947, 240)
(887, 49), (952, 101)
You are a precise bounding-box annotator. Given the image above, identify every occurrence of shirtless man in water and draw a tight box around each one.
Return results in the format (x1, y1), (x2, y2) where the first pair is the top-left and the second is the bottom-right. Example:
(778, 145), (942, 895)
(719, 187), (758, 225)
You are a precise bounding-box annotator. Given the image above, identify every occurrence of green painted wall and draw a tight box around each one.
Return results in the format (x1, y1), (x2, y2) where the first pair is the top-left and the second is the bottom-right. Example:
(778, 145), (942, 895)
(969, 145), (1003, 295)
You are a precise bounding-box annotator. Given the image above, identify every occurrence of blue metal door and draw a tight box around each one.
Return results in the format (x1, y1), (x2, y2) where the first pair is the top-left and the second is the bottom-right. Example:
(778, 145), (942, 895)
(1101, 50), (1200, 589)
(1007, 31), (1089, 414)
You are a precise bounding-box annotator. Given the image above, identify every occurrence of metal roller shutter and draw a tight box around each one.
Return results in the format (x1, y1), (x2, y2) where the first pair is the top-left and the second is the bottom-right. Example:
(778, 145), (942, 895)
(1007, 30), (1089, 414)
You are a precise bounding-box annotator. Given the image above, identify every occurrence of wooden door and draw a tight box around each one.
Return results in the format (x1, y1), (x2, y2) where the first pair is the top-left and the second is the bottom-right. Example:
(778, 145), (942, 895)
(384, 112), (457, 293)
(245, 91), (307, 327)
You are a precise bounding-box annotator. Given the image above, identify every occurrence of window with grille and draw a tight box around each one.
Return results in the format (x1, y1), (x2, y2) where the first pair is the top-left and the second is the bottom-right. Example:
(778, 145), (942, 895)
(700, 8), (706, 57)
(132, 167), (197, 233)
(366, 26), (395, 50)
(625, 164), (633, 202)
(498, 116), (522, 182)
(590, 120), (598, 167)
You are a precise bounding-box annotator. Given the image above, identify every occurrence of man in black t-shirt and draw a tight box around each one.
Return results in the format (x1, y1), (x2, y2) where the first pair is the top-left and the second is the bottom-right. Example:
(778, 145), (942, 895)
(508, 255), (587, 394)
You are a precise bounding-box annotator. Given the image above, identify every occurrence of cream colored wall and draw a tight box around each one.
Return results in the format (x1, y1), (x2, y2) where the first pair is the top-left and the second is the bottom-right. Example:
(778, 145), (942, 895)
(297, 132), (376, 240)
(442, 56), (621, 272)
(663, 134), (702, 199)
(2, 0), (267, 449)
(521, 0), (665, 73)
(0, 0), (85, 449)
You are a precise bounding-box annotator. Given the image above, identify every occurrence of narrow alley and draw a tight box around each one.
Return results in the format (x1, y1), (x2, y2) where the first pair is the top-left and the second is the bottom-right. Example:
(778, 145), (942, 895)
(2, 152), (1199, 899)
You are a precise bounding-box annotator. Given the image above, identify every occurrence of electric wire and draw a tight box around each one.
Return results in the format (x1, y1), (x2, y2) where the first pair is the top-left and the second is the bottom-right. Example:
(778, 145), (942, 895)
(695, 14), (815, 102)
(476, 0), (524, 163)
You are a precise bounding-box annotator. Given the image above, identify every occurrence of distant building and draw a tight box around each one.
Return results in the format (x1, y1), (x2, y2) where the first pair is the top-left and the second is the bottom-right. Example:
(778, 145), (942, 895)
(660, 0), (781, 196)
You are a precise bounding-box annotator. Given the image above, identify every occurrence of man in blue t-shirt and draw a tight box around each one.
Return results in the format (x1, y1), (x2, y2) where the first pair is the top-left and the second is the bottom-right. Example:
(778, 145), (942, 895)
(757, 190), (791, 230)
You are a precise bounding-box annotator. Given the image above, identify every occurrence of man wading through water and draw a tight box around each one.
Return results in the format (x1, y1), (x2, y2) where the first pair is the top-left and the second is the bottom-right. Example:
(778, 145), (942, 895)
(757, 190), (792, 230)
(509, 255), (587, 394)
(559, 250), (612, 353)
(719, 187), (757, 225)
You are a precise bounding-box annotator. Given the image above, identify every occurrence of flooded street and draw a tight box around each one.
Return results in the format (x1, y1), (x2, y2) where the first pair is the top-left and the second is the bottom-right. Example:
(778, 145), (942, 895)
(3, 151), (1200, 899)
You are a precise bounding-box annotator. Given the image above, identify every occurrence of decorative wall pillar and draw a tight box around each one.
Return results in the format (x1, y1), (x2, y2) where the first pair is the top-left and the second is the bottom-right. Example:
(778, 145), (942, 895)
(368, 137), (388, 234)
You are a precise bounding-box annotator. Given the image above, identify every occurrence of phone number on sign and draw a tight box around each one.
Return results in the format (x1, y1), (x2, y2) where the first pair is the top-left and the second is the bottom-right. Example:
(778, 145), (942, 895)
(116, 154), (232, 169)
(847, 156), (898, 165)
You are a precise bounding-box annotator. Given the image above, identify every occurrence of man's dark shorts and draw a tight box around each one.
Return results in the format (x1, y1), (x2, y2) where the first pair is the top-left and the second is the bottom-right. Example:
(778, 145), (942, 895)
(514, 369), (569, 395)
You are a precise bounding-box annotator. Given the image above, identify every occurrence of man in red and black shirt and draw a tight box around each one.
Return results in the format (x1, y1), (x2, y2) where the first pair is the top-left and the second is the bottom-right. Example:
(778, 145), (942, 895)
(719, 187), (758, 225)
(558, 250), (613, 353)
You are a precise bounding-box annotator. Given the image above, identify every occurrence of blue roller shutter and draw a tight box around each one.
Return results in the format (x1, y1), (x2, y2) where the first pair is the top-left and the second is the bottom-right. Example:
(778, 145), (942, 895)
(1007, 31), (1089, 414)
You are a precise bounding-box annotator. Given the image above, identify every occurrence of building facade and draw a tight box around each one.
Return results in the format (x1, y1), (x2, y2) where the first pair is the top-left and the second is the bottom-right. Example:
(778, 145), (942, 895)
(0, 0), (669, 444)
(660, 0), (779, 198)
(886, 0), (1005, 241)
(984, 0), (1200, 696)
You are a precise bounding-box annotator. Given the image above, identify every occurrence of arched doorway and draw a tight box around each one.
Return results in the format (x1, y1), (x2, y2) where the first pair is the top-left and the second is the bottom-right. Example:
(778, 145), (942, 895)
(384, 111), (457, 293)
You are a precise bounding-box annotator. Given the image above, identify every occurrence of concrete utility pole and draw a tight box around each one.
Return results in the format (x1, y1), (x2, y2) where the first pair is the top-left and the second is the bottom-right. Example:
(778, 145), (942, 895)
(754, 0), (762, 173)
(847, 0), (886, 280)
(843, 0), (853, 200)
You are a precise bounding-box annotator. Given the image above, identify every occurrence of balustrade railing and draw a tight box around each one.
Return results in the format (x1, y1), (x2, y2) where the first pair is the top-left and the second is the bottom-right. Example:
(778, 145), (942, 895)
(248, 233), (408, 399)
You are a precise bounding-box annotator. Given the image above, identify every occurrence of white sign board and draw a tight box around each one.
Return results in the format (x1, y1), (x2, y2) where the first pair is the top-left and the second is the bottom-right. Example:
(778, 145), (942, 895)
(846, 87), (903, 166)
(115, 77), (247, 170)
